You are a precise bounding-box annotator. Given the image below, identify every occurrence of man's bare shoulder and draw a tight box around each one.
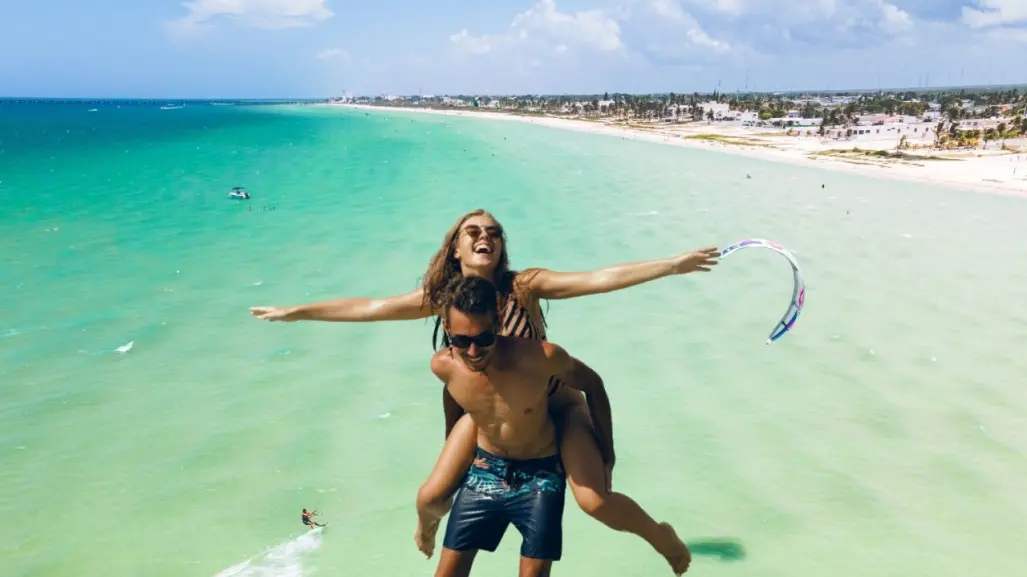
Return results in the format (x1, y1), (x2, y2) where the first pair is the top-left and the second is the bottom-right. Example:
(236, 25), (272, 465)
(539, 341), (570, 364)
(430, 348), (457, 381)
(505, 337), (546, 358)
(507, 339), (570, 374)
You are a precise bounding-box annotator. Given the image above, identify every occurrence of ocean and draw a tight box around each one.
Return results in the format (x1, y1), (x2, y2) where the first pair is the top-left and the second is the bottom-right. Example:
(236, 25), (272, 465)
(2, 100), (1026, 577)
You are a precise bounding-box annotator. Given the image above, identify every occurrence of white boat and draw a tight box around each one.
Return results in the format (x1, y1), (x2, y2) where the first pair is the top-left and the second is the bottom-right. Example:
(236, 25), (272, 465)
(229, 186), (251, 200)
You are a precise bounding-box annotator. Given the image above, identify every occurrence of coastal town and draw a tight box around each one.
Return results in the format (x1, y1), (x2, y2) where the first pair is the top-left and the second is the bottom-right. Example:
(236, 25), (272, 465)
(331, 89), (1027, 149)
(326, 88), (1027, 195)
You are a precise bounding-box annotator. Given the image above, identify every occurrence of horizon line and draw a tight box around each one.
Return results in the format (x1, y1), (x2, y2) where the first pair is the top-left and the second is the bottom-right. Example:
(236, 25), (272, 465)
(3, 82), (1027, 102)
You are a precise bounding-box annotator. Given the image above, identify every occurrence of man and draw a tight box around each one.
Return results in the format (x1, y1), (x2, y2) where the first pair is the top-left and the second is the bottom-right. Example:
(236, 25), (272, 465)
(302, 509), (325, 528)
(420, 276), (688, 577)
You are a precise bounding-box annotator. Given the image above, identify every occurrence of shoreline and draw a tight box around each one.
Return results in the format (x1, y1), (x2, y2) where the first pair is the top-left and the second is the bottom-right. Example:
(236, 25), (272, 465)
(319, 103), (1027, 197)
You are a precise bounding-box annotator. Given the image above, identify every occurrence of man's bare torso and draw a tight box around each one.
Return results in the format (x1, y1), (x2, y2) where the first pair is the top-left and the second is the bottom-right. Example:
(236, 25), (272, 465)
(435, 337), (557, 460)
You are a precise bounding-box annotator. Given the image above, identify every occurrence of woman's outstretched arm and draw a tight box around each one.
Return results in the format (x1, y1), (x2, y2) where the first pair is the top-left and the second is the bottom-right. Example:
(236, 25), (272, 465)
(250, 288), (432, 322)
(519, 247), (721, 300)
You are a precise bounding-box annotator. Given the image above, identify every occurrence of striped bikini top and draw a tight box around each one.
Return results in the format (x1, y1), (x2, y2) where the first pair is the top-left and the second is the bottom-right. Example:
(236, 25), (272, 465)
(499, 292), (546, 341)
(499, 293), (562, 396)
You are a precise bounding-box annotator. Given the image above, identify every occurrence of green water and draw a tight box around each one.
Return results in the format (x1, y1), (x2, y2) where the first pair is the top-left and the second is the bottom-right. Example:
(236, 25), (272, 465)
(2, 101), (1026, 577)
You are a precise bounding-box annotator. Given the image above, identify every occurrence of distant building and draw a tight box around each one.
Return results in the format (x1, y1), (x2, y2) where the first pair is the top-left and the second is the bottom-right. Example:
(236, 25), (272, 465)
(699, 101), (731, 118)
(823, 121), (938, 143)
(771, 117), (822, 128)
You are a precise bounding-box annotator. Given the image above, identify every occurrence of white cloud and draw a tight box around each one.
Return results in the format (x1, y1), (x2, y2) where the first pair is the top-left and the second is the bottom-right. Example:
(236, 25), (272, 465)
(673, 0), (744, 17)
(700, 0), (915, 52)
(645, 0), (730, 51)
(777, 0), (914, 35)
(510, 0), (624, 51)
(407, 0), (1025, 94)
(710, 0), (744, 16)
(449, 29), (494, 54)
(316, 48), (350, 60)
(449, 0), (623, 57)
(984, 25), (1027, 42)
(608, 0), (910, 61)
(674, 0), (913, 35)
(962, 0), (1027, 29)
(875, 0), (914, 34)
(448, 0), (735, 70)
(168, 0), (333, 32)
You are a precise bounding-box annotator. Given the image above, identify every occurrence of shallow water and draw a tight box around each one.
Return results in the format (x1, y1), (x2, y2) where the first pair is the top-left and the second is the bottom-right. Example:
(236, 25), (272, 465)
(2, 102), (1025, 577)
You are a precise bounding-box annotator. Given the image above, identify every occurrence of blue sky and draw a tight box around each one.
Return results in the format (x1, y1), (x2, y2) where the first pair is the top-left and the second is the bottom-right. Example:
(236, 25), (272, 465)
(1, 0), (1025, 98)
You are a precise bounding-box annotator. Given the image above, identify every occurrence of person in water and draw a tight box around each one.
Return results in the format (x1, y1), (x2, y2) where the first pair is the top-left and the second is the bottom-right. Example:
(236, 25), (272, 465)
(302, 509), (324, 528)
(250, 209), (717, 574)
(427, 275), (689, 577)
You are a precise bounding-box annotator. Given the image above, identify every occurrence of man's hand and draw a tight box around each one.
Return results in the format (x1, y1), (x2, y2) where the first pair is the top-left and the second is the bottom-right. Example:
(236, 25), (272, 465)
(670, 247), (720, 275)
(250, 306), (298, 321)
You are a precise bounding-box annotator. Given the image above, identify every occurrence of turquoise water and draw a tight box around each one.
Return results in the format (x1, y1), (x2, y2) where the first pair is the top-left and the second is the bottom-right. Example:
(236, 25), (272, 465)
(2, 101), (1027, 577)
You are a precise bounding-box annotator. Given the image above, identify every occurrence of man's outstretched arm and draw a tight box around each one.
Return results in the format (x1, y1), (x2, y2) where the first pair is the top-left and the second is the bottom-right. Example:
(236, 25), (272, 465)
(544, 343), (615, 466)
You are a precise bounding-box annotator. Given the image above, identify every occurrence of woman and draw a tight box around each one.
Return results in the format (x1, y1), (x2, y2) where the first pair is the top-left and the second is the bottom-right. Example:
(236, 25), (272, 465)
(251, 209), (719, 575)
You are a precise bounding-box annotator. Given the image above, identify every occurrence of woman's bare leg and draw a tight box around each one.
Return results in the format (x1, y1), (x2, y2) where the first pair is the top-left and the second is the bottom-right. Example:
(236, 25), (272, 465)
(415, 413), (478, 558)
(555, 402), (691, 575)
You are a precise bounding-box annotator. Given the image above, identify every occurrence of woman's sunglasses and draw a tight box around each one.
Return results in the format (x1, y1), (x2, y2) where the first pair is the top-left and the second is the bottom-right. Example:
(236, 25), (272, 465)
(463, 225), (503, 240)
(449, 330), (496, 349)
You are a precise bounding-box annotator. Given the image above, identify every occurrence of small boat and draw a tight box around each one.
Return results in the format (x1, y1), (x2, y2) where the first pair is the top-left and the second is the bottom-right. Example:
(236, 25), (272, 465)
(229, 186), (251, 200)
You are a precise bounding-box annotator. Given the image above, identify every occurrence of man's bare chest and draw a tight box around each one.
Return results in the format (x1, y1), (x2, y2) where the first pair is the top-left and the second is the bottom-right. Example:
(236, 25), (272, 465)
(449, 370), (546, 418)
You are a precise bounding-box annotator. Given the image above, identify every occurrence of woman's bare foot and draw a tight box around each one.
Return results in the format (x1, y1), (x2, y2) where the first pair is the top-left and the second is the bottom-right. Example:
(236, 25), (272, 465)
(657, 522), (691, 575)
(414, 516), (441, 559)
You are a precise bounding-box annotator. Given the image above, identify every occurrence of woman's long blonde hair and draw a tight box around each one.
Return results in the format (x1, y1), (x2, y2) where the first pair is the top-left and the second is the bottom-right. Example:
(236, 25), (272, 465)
(422, 209), (518, 349)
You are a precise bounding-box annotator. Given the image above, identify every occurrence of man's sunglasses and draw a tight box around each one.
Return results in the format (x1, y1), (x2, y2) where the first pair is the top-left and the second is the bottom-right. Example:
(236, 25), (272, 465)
(449, 330), (496, 349)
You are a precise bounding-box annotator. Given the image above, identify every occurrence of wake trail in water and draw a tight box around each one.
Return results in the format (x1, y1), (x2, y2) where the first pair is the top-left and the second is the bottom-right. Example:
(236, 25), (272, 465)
(213, 527), (324, 577)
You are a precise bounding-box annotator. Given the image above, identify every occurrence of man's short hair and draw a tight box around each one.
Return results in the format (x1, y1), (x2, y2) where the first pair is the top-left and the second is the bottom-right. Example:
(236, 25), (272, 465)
(444, 276), (499, 321)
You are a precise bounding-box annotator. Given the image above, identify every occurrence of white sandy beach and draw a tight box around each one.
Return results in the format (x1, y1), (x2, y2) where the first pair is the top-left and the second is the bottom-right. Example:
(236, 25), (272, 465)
(326, 103), (1027, 196)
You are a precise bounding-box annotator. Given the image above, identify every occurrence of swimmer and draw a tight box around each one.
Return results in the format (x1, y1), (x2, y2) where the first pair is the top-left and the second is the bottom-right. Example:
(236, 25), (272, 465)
(251, 209), (716, 574)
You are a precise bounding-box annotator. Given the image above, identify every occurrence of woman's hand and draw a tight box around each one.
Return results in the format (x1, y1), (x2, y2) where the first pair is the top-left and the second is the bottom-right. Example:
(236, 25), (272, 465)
(249, 306), (298, 321)
(669, 247), (721, 275)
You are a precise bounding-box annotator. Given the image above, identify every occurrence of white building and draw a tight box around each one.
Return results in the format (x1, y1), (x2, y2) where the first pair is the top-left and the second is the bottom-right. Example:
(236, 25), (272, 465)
(699, 101), (731, 118)
(956, 118), (1005, 131)
(823, 121), (938, 143)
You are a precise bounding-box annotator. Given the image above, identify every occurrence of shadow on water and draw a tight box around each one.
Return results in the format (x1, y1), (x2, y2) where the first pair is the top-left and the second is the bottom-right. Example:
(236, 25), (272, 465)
(686, 538), (747, 562)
